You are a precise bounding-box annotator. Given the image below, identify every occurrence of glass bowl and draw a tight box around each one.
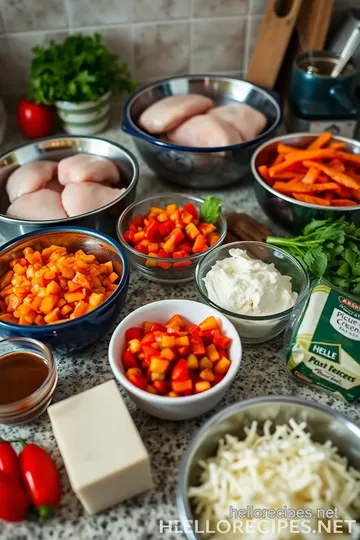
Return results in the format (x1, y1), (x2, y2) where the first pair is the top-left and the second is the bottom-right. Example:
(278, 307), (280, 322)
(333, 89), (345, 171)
(195, 241), (310, 344)
(117, 193), (227, 284)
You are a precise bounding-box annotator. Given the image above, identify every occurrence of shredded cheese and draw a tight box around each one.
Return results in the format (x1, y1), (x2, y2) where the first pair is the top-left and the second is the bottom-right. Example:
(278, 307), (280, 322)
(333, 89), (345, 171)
(188, 420), (360, 539)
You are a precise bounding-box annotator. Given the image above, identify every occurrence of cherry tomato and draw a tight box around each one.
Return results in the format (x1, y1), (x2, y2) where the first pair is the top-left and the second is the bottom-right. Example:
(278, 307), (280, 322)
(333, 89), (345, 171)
(0, 472), (28, 522)
(0, 442), (22, 484)
(17, 98), (54, 139)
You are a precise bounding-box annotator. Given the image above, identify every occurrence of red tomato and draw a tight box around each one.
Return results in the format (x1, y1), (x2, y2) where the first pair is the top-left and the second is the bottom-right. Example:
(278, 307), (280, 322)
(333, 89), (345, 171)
(17, 98), (54, 139)
(0, 472), (28, 522)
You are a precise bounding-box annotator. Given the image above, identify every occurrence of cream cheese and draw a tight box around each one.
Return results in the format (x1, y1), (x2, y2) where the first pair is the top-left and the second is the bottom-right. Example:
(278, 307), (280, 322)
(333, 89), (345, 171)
(203, 248), (297, 316)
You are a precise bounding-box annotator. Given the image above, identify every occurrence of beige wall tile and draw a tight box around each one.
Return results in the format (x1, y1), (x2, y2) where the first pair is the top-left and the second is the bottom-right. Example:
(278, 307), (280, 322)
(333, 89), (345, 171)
(2, 0), (67, 32)
(0, 11), (4, 34)
(74, 26), (133, 71)
(193, 0), (248, 18)
(132, 0), (190, 22)
(248, 15), (262, 60)
(66, 0), (129, 27)
(191, 18), (246, 72)
(133, 22), (189, 79)
(249, 0), (267, 15)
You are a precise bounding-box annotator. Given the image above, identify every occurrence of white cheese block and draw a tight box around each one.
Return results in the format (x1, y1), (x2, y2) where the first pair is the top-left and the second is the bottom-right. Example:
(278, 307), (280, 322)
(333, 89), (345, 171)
(48, 380), (153, 514)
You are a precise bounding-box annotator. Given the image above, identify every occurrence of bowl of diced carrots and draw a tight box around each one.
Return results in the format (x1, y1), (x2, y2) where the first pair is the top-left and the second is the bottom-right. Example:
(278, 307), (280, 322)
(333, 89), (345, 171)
(0, 227), (129, 352)
(117, 193), (227, 283)
(251, 132), (360, 233)
(108, 299), (242, 420)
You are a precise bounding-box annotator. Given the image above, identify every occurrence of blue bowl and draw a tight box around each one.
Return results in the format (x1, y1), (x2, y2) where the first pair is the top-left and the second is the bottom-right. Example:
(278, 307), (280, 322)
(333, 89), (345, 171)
(122, 74), (282, 188)
(0, 227), (129, 352)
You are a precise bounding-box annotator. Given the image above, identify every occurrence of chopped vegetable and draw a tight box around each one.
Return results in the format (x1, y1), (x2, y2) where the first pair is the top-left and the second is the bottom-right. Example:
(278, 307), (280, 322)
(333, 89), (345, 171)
(0, 245), (120, 325)
(267, 217), (360, 295)
(258, 133), (360, 207)
(123, 199), (222, 268)
(123, 314), (232, 396)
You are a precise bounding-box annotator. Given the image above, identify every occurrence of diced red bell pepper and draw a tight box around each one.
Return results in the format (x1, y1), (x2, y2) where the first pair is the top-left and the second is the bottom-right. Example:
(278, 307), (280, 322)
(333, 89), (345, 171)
(192, 234), (207, 253)
(134, 243), (148, 254)
(141, 332), (156, 344)
(125, 327), (143, 342)
(166, 314), (185, 327)
(199, 329), (215, 344)
(144, 219), (161, 242)
(183, 203), (198, 219)
(198, 223), (216, 236)
(172, 379), (192, 393)
(178, 243), (192, 254)
(173, 250), (191, 269)
(126, 368), (147, 390)
(142, 345), (160, 359)
(213, 334), (232, 349)
(169, 227), (185, 245)
(153, 380), (169, 394)
(185, 323), (197, 333)
(180, 209), (194, 224)
(123, 230), (135, 245)
(213, 372), (224, 385)
(123, 350), (138, 370)
(199, 316), (219, 331)
(150, 322), (166, 333)
(157, 249), (171, 270)
(172, 358), (189, 381)
(159, 221), (173, 237)
(129, 215), (144, 228)
(177, 345), (190, 357)
(191, 336), (205, 357)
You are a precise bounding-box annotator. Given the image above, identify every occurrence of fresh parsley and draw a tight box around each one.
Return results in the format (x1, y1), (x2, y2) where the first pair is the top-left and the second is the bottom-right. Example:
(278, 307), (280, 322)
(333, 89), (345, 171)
(28, 34), (136, 105)
(200, 196), (222, 224)
(266, 217), (360, 296)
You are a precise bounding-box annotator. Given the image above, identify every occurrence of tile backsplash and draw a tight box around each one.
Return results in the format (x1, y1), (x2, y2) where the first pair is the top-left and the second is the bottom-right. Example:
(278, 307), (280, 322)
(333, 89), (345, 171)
(0, 0), (359, 96)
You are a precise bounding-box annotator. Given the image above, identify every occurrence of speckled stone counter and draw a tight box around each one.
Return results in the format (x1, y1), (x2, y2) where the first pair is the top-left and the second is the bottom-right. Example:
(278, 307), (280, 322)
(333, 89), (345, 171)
(0, 110), (359, 540)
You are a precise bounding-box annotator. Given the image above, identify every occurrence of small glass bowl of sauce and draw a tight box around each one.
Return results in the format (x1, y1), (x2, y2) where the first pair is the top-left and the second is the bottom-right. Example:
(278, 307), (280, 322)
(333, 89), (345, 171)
(0, 337), (57, 424)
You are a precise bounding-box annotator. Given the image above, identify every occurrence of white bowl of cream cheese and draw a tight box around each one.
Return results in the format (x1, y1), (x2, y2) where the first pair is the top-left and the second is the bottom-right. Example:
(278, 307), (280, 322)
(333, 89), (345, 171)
(195, 241), (309, 344)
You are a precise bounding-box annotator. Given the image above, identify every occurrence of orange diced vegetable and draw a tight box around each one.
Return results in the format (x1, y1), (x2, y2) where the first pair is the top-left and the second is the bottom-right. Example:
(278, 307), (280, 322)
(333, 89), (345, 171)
(199, 357), (212, 369)
(214, 357), (231, 374)
(195, 381), (211, 393)
(150, 357), (169, 374)
(199, 368), (215, 382)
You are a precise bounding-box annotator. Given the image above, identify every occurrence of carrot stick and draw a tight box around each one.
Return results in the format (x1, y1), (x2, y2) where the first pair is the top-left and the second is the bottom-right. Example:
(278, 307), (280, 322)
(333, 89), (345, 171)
(352, 189), (360, 202)
(272, 171), (304, 179)
(317, 174), (331, 183)
(301, 167), (320, 184)
(268, 150), (338, 176)
(258, 165), (273, 185)
(329, 142), (345, 150)
(307, 131), (332, 150)
(303, 160), (360, 190)
(324, 192), (334, 203)
(273, 181), (339, 194)
(334, 185), (353, 198)
(336, 151), (360, 165)
(293, 194), (331, 206)
(329, 158), (345, 172)
(277, 143), (300, 153)
(271, 154), (285, 166)
(330, 199), (358, 206)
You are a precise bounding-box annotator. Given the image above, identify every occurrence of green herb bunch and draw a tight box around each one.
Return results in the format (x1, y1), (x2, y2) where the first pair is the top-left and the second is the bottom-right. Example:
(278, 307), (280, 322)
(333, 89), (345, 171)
(28, 34), (136, 105)
(200, 196), (222, 223)
(267, 217), (360, 295)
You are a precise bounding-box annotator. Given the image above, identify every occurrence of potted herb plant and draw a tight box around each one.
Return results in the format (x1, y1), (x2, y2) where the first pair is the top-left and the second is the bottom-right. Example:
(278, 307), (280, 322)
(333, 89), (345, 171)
(28, 34), (136, 135)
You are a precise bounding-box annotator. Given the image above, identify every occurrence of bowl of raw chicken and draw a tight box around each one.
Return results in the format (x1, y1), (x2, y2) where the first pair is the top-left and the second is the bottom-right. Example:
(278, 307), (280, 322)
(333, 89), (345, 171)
(122, 74), (282, 188)
(0, 136), (139, 243)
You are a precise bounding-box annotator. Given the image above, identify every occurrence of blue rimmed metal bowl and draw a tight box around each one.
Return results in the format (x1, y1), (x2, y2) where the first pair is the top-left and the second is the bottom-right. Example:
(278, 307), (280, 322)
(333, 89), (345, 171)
(0, 227), (129, 352)
(122, 75), (282, 189)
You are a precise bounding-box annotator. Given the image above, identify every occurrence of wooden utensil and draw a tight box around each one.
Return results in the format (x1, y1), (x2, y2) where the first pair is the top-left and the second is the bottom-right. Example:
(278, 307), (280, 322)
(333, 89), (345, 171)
(247, 0), (303, 89)
(295, 0), (334, 52)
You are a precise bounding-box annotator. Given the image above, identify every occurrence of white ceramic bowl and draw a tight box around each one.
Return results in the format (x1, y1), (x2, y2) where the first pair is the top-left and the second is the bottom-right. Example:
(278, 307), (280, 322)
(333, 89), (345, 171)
(108, 299), (242, 420)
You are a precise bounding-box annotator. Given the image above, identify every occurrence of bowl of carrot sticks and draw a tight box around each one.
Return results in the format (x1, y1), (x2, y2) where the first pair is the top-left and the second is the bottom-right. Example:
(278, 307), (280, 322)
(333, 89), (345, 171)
(251, 132), (360, 232)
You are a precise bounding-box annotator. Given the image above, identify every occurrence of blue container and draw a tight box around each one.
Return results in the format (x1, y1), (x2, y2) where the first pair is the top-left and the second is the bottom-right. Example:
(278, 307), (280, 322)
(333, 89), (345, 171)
(0, 227), (129, 352)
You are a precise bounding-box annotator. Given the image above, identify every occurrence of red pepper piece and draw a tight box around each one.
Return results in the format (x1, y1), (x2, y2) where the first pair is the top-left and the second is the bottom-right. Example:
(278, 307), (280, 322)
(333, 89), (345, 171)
(171, 379), (192, 393)
(126, 368), (147, 390)
(192, 234), (207, 253)
(171, 358), (189, 381)
(142, 345), (160, 360)
(123, 350), (139, 370)
(141, 332), (156, 344)
(213, 334), (232, 349)
(183, 202), (198, 219)
(159, 221), (173, 237)
(144, 220), (161, 242)
(157, 249), (171, 270)
(129, 215), (144, 229)
(199, 329), (215, 344)
(191, 336), (206, 357)
(123, 230), (135, 245)
(125, 327), (143, 342)
(134, 243), (148, 254)
(150, 322), (167, 333)
(153, 380), (169, 394)
(177, 242), (192, 254)
(0, 442), (22, 484)
(0, 471), (28, 522)
(173, 250), (191, 269)
(19, 443), (61, 519)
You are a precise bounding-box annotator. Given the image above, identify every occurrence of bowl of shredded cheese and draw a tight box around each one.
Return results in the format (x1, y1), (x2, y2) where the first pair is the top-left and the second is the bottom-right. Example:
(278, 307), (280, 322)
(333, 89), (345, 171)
(177, 396), (360, 540)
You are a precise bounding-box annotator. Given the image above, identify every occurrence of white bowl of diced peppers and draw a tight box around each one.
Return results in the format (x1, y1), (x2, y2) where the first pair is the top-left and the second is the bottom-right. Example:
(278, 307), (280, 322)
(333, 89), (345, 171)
(108, 299), (242, 420)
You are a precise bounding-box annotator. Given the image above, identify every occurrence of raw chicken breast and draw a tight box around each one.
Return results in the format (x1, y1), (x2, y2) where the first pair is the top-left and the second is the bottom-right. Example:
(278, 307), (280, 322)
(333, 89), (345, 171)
(138, 94), (214, 134)
(61, 182), (125, 217)
(167, 115), (243, 148)
(209, 103), (267, 142)
(58, 154), (120, 186)
(6, 189), (67, 220)
(6, 161), (57, 203)
(47, 179), (63, 194)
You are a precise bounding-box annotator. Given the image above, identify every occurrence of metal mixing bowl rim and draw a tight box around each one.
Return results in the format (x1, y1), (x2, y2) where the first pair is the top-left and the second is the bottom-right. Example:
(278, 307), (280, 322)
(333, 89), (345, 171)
(251, 132), (360, 210)
(0, 135), (139, 224)
(117, 193), (227, 262)
(122, 74), (282, 153)
(0, 226), (129, 331)
(177, 394), (360, 537)
(195, 240), (310, 321)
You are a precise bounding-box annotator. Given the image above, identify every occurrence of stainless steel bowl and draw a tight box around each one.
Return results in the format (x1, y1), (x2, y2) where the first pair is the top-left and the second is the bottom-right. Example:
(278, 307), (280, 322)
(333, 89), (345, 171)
(251, 133), (360, 233)
(122, 75), (282, 188)
(178, 396), (360, 540)
(0, 136), (139, 244)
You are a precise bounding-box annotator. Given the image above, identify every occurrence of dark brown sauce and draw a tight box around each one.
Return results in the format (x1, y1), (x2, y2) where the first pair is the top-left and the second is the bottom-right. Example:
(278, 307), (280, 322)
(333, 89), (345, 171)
(299, 59), (355, 77)
(0, 352), (49, 405)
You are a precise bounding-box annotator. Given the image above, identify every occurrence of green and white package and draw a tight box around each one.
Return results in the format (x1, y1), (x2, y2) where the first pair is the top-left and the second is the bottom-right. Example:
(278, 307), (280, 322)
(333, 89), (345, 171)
(286, 279), (360, 403)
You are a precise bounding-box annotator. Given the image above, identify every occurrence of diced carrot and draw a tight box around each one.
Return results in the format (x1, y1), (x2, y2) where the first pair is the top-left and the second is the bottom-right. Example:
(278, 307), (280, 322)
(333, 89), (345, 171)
(40, 295), (59, 314)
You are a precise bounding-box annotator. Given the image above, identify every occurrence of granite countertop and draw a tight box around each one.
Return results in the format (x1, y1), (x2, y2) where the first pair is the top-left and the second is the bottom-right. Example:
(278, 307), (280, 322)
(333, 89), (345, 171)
(0, 110), (359, 540)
